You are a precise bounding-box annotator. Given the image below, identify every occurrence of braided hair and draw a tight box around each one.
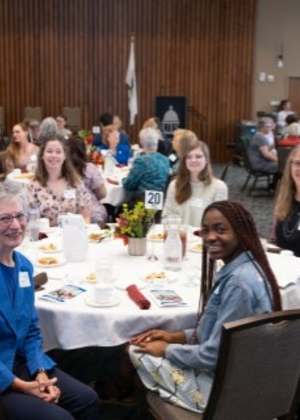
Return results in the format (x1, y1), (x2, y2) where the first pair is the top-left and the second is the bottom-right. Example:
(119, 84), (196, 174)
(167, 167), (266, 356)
(200, 200), (282, 313)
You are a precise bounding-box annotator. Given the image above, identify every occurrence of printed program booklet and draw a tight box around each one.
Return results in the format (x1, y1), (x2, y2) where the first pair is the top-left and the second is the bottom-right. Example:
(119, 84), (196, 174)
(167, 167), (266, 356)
(39, 284), (86, 303)
(149, 289), (188, 307)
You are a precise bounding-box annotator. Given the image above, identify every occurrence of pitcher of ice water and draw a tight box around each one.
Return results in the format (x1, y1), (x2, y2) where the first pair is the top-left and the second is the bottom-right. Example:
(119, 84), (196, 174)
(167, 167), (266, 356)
(27, 205), (40, 241)
(59, 214), (88, 262)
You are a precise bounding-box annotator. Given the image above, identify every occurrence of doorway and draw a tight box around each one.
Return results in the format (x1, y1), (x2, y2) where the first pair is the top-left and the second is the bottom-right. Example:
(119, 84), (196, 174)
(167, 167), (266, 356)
(288, 77), (300, 118)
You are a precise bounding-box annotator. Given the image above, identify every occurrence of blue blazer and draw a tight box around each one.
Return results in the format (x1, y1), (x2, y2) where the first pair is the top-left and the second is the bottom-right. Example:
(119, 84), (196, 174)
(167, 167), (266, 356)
(99, 143), (132, 165)
(93, 131), (130, 148)
(0, 252), (54, 392)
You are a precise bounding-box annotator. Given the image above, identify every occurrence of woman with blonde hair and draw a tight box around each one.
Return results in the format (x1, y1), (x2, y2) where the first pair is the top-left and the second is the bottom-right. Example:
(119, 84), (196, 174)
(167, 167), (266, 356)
(169, 129), (199, 173)
(272, 145), (300, 256)
(6, 122), (39, 172)
(100, 125), (131, 165)
(163, 140), (228, 226)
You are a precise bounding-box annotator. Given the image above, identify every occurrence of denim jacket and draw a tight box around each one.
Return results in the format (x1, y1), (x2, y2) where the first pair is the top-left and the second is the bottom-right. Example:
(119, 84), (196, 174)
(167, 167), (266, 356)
(165, 251), (273, 372)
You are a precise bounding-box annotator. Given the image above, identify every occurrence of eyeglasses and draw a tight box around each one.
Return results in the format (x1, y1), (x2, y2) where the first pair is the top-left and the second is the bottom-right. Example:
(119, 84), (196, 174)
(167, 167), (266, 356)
(0, 213), (27, 227)
(290, 160), (300, 168)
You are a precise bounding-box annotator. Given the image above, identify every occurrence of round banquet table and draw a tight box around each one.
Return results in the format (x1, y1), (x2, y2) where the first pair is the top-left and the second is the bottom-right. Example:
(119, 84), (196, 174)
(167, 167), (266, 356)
(33, 229), (201, 351)
(28, 229), (300, 352)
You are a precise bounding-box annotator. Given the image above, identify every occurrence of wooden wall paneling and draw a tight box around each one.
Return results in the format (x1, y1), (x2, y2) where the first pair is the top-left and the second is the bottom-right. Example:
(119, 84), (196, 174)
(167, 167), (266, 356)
(0, 0), (257, 161)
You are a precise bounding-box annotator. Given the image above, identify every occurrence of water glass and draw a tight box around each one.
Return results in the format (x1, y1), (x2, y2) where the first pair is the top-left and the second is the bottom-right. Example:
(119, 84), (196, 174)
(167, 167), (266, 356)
(27, 206), (40, 241)
(95, 257), (114, 284)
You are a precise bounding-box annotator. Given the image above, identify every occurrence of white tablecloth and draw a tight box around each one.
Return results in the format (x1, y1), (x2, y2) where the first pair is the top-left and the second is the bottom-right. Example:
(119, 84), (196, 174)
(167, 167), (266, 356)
(100, 167), (132, 207)
(34, 234), (200, 351)
(31, 230), (300, 351)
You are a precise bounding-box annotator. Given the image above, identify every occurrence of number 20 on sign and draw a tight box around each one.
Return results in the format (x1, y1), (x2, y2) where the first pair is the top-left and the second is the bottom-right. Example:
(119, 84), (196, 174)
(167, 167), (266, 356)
(145, 190), (164, 210)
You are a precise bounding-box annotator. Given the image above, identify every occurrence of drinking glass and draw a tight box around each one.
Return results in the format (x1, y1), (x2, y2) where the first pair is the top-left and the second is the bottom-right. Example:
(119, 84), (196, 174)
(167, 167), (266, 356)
(95, 257), (114, 284)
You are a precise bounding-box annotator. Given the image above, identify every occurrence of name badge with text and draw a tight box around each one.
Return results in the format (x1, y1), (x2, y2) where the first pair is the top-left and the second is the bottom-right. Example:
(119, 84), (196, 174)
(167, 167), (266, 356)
(64, 189), (76, 199)
(19, 272), (30, 288)
(190, 197), (203, 208)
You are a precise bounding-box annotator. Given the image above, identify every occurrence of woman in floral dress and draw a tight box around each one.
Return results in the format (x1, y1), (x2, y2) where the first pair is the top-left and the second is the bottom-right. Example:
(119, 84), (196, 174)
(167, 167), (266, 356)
(27, 134), (91, 226)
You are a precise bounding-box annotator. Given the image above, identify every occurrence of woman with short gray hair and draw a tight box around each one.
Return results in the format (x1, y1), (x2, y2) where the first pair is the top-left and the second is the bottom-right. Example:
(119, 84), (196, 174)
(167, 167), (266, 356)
(247, 117), (278, 175)
(139, 127), (159, 151)
(122, 127), (170, 200)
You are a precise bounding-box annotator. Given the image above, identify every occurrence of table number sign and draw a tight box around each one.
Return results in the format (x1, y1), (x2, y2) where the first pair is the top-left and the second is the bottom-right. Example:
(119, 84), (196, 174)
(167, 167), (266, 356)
(145, 190), (164, 210)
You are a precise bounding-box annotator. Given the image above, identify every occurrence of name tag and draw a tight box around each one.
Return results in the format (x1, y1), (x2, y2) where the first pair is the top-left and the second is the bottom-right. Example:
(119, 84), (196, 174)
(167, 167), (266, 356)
(19, 272), (30, 288)
(169, 153), (177, 163)
(63, 189), (76, 199)
(190, 197), (203, 208)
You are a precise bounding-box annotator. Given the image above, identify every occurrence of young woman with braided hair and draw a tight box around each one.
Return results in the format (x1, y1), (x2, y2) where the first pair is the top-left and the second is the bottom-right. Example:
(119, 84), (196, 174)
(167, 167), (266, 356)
(127, 200), (281, 414)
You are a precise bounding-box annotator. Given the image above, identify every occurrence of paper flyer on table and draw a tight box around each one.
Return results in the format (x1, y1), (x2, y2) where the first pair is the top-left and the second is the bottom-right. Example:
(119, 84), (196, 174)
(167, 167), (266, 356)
(149, 289), (188, 307)
(39, 284), (86, 303)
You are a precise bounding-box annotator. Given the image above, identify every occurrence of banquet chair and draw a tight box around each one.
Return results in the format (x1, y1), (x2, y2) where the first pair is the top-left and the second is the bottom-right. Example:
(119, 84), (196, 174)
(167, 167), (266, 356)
(277, 146), (292, 177)
(147, 309), (300, 420)
(239, 136), (272, 196)
(62, 107), (81, 133)
(24, 106), (42, 121)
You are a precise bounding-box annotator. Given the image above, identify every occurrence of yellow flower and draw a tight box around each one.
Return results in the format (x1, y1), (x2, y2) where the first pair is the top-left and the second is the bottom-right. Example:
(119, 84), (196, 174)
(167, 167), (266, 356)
(170, 369), (186, 385)
(193, 390), (203, 404)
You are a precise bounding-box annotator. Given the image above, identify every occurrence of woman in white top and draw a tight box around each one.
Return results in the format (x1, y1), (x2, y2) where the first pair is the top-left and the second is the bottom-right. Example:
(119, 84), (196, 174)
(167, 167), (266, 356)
(6, 123), (39, 172)
(163, 140), (228, 227)
(277, 100), (295, 134)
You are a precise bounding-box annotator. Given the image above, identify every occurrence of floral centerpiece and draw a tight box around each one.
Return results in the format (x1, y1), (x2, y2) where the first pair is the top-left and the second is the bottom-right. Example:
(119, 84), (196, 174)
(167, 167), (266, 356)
(78, 129), (105, 166)
(115, 202), (155, 255)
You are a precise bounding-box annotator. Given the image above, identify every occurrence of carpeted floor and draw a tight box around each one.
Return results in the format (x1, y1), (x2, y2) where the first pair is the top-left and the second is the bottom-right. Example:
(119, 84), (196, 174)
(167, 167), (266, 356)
(213, 162), (275, 240)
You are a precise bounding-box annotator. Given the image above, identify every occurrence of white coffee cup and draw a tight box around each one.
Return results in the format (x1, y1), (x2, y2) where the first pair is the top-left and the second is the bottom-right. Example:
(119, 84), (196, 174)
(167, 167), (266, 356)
(94, 284), (114, 304)
(280, 249), (294, 257)
(39, 218), (50, 232)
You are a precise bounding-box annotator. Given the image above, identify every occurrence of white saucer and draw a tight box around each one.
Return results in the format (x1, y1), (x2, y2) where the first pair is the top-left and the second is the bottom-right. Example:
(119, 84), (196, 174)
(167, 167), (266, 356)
(85, 296), (120, 308)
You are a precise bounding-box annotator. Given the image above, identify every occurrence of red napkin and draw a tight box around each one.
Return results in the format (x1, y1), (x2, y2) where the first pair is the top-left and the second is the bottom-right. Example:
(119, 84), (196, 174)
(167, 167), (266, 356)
(107, 178), (119, 185)
(38, 232), (48, 240)
(126, 284), (151, 310)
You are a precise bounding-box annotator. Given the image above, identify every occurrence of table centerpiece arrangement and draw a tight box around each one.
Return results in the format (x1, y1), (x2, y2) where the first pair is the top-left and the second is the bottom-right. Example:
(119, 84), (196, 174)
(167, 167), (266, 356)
(115, 202), (155, 256)
(78, 129), (105, 166)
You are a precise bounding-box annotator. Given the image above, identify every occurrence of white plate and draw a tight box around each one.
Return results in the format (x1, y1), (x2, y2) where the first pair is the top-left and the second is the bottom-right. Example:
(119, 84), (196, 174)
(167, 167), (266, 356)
(35, 256), (67, 268)
(85, 296), (120, 308)
(141, 271), (177, 286)
(88, 230), (110, 243)
(37, 242), (62, 253)
(114, 280), (146, 290)
(147, 234), (164, 242)
(188, 243), (203, 253)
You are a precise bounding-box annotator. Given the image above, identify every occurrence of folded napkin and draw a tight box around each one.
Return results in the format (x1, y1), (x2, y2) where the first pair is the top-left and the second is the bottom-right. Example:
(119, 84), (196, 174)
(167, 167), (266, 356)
(107, 178), (119, 185)
(126, 284), (151, 310)
(39, 232), (48, 240)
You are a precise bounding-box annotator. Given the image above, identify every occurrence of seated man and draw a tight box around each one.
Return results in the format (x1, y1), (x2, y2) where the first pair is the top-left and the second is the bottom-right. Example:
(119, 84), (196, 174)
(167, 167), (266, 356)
(93, 112), (130, 148)
(122, 127), (170, 200)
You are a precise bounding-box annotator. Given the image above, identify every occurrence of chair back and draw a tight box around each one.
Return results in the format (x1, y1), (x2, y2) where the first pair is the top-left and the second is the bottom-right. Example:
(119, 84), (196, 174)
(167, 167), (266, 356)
(277, 146), (292, 176)
(62, 107), (81, 132)
(24, 106), (42, 121)
(239, 136), (254, 173)
(204, 309), (300, 420)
